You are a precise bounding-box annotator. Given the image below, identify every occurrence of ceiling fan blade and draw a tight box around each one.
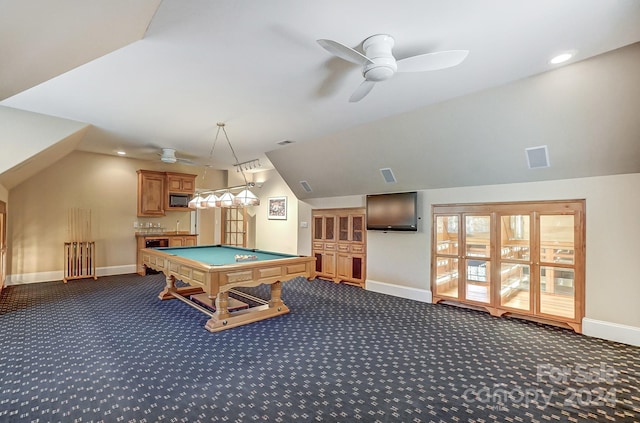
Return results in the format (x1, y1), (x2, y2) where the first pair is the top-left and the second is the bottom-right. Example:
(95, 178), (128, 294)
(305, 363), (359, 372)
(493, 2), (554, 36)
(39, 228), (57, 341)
(177, 157), (196, 165)
(317, 39), (373, 65)
(349, 80), (376, 102)
(396, 50), (469, 72)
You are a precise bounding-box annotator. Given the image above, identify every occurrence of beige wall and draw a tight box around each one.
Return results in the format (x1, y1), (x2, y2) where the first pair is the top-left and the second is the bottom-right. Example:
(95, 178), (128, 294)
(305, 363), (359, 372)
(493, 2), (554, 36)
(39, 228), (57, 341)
(300, 173), (640, 329)
(7, 150), (225, 277)
(252, 169), (299, 254)
(0, 184), (7, 203)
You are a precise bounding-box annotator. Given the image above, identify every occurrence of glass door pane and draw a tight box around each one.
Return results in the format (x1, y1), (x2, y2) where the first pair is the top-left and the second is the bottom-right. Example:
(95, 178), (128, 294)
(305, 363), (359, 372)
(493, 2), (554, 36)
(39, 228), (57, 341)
(464, 215), (491, 303)
(540, 266), (575, 318)
(540, 215), (575, 264)
(465, 259), (491, 303)
(351, 216), (363, 242)
(338, 216), (349, 241)
(313, 217), (323, 240)
(500, 263), (530, 310)
(499, 214), (531, 311)
(539, 215), (575, 318)
(325, 217), (335, 241)
(222, 207), (245, 247)
(435, 257), (459, 298)
(465, 216), (490, 258)
(500, 215), (530, 260)
(436, 215), (459, 255)
(434, 215), (459, 299)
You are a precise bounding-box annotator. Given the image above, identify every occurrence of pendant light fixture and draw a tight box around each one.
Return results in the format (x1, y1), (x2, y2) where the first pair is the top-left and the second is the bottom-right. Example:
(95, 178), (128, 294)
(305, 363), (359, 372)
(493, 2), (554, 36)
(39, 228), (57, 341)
(193, 122), (260, 208)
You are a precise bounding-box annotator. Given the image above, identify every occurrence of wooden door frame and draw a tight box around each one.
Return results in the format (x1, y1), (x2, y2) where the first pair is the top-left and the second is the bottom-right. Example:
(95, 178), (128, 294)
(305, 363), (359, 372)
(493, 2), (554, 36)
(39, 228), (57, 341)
(0, 200), (6, 292)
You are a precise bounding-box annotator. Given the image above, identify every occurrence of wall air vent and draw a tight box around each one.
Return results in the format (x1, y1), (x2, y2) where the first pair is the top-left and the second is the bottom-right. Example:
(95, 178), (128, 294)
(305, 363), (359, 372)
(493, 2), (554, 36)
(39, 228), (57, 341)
(300, 180), (312, 193)
(380, 168), (397, 183)
(525, 145), (550, 169)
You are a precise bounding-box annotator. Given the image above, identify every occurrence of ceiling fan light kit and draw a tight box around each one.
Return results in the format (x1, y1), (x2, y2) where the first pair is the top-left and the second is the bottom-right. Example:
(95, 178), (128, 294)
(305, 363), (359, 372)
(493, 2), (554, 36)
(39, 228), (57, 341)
(160, 148), (178, 163)
(317, 33), (469, 102)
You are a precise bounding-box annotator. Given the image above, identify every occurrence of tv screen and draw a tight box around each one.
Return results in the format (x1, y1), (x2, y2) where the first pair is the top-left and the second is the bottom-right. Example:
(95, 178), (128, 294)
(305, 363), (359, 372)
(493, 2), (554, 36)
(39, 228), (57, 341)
(366, 192), (418, 231)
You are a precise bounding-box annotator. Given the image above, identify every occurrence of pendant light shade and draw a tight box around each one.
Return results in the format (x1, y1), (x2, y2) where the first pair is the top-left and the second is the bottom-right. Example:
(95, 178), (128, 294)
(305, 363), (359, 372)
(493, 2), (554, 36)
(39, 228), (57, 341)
(196, 196), (208, 209)
(188, 194), (202, 209)
(204, 193), (220, 208)
(234, 189), (260, 206)
(218, 191), (235, 207)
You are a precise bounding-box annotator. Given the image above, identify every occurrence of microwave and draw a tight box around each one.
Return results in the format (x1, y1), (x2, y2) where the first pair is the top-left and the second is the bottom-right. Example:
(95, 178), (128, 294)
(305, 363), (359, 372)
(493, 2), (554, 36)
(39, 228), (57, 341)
(169, 193), (190, 208)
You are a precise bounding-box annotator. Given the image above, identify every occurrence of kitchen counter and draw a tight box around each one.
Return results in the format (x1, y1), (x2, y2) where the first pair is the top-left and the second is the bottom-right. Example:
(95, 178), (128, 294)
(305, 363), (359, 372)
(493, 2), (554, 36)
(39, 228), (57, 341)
(135, 231), (198, 237)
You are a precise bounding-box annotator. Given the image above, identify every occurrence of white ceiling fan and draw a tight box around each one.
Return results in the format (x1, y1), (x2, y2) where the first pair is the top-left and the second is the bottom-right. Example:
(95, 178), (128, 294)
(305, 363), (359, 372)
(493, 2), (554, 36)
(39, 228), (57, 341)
(158, 148), (199, 165)
(317, 34), (469, 102)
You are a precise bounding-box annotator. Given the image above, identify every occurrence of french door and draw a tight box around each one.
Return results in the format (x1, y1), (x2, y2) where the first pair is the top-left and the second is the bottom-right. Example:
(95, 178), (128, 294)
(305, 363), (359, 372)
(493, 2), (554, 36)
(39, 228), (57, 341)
(432, 200), (585, 332)
(0, 200), (6, 292)
(221, 207), (247, 247)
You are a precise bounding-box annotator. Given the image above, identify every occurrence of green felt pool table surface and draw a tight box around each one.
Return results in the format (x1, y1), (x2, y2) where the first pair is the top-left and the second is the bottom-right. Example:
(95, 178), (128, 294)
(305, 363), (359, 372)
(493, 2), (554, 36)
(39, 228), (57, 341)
(155, 245), (297, 266)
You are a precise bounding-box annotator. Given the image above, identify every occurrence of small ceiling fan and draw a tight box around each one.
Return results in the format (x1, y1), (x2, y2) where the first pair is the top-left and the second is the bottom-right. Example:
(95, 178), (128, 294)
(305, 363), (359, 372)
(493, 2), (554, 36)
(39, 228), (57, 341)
(158, 148), (198, 165)
(317, 34), (469, 102)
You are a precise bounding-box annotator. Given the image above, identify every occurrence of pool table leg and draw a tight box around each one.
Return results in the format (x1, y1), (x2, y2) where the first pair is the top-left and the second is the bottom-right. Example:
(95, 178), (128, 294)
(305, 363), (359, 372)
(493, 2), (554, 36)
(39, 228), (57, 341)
(158, 273), (205, 300)
(269, 281), (284, 309)
(204, 281), (291, 332)
(214, 291), (231, 321)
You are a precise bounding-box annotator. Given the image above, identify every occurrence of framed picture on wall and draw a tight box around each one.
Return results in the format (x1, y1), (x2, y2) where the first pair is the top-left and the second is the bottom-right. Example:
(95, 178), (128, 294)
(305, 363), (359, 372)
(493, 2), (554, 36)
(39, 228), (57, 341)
(268, 196), (287, 220)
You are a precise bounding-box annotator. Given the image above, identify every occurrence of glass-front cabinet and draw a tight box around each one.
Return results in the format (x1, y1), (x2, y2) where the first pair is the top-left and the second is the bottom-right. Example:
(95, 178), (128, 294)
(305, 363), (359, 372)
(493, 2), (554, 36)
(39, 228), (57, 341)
(431, 201), (585, 332)
(434, 215), (460, 300)
(313, 208), (366, 287)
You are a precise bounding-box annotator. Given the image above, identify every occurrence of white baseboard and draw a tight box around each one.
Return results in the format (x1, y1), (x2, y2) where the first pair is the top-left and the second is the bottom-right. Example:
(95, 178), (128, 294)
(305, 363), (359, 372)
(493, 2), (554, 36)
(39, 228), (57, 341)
(6, 270), (63, 285)
(582, 318), (640, 347)
(365, 279), (432, 303)
(6, 264), (138, 285)
(96, 265), (137, 277)
(365, 280), (640, 347)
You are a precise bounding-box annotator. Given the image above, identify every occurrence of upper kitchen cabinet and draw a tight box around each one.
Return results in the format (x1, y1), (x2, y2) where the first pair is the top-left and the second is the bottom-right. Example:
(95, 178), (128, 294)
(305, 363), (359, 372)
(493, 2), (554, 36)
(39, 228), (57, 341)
(137, 170), (165, 217)
(137, 170), (197, 216)
(165, 172), (196, 194)
(165, 172), (196, 211)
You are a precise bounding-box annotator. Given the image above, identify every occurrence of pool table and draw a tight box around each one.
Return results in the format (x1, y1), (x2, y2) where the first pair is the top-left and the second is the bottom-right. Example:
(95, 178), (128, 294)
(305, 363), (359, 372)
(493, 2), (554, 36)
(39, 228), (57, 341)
(141, 245), (316, 332)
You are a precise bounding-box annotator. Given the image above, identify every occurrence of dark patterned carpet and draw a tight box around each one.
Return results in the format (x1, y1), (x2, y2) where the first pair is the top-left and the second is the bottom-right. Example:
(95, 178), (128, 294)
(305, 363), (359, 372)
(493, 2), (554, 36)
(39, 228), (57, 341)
(0, 274), (638, 422)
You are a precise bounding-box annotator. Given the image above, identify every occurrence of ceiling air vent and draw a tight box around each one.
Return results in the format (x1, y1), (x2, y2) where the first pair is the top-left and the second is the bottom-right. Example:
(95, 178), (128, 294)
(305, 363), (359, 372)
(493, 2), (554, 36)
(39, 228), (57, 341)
(300, 180), (312, 193)
(380, 168), (397, 183)
(525, 145), (550, 169)
(277, 140), (295, 146)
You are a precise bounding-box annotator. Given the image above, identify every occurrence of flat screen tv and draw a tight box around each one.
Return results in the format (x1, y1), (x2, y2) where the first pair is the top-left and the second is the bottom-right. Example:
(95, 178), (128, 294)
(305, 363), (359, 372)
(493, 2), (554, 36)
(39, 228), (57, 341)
(366, 191), (418, 231)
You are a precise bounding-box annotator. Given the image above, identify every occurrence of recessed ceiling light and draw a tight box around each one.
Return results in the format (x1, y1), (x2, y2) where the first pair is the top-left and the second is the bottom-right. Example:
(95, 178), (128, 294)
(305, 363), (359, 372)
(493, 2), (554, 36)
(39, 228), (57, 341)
(116, 151), (126, 156)
(550, 52), (574, 65)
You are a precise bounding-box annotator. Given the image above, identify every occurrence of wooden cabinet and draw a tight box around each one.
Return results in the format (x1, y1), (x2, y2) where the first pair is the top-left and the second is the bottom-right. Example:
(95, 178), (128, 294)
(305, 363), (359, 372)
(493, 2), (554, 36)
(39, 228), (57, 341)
(313, 208), (366, 287)
(165, 172), (196, 194)
(137, 170), (197, 216)
(137, 170), (165, 217)
(168, 235), (197, 247)
(165, 172), (196, 211)
(431, 200), (585, 332)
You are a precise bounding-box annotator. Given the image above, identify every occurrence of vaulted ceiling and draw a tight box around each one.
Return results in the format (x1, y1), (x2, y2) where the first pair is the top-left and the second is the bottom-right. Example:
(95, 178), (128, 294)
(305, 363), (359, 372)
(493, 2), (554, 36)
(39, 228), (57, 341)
(1, 0), (639, 197)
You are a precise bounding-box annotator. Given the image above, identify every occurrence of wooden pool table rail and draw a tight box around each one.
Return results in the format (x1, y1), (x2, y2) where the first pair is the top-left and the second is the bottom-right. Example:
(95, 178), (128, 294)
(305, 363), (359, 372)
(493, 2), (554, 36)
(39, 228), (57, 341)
(141, 247), (316, 332)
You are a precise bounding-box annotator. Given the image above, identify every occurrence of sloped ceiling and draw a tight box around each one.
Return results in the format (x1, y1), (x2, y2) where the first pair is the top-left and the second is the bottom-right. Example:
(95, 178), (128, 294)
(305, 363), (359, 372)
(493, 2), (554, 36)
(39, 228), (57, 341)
(268, 43), (640, 199)
(0, 106), (89, 184)
(0, 0), (160, 99)
(1, 0), (639, 196)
